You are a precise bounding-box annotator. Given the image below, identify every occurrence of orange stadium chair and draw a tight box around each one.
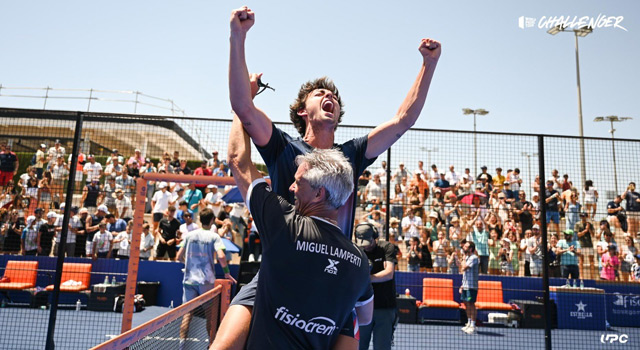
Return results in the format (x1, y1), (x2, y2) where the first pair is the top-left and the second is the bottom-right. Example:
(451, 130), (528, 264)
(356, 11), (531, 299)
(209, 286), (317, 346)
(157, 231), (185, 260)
(45, 263), (92, 292)
(474, 280), (512, 311)
(0, 260), (39, 290)
(421, 278), (460, 309)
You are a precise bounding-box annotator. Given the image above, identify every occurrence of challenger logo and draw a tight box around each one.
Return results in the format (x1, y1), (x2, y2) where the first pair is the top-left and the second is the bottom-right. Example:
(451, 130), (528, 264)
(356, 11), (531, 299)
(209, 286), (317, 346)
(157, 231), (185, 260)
(274, 307), (338, 336)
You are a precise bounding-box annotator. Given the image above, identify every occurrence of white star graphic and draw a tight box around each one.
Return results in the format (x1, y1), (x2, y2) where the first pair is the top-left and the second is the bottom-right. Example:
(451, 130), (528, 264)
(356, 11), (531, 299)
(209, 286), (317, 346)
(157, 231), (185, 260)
(575, 301), (587, 312)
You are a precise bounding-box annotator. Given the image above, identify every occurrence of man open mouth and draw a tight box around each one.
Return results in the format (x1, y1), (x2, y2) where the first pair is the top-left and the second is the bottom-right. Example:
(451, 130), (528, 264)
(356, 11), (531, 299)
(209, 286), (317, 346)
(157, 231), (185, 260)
(321, 100), (334, 114)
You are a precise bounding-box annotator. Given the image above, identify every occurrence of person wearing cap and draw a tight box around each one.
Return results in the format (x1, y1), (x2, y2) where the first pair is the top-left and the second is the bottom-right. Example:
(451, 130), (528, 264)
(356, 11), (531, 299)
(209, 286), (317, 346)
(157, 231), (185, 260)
(104, 156), (123, 178)
(0, 143), (19, 194)
(600, 243), (620, 281)
(176, 200), (192, 225)
(476, 166), (492, 184)
(34, 143), (47, 179)
(544, 180), (561, 234)
(215, 202), (233, 228)
(606, 195), (627, 234)
(207, 150), (220, 170)
(575, 212), (596, 279)
(37, 211), (58, 256)
(193, 161), (213, 190)
(151, 181), (175, 232)
(46, 139), (65, 171)
(557, 229), (582, 281)
(105, 149), (124, 167)
(113, 220), (133, 259)
(74, 208), (89, 257)
(83, 154), (103, 183)
(127, 148), (145, 167)
(434, 172), (450, 193)
(354, 220), (397, 350)
(21, 215), (39, 255)
(392, 162), (409, 186)
(85, 205), (109, 258)
(81, 178), (102, 214)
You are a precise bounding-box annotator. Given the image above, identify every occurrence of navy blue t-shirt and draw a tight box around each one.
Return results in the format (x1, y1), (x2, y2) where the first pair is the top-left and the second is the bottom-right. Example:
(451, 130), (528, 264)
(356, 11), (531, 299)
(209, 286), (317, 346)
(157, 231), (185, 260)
(624, 191), (640, 212)
(256, 123), (376, 237)
(245, 180), (373, 350)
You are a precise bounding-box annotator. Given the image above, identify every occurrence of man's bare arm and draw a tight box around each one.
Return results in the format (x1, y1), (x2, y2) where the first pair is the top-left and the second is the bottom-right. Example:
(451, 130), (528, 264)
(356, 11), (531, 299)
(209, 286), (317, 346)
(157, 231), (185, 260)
(229, 6), (273, 147)
(365, 39), (441, 159)
(227, 116), (263, 202)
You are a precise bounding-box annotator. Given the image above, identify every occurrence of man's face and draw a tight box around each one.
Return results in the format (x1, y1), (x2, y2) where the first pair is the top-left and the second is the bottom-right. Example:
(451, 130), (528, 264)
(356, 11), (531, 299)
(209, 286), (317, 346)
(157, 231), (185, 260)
(519, 191), (526, 200)
(475, 221), (483, 229)
(462, 242), (470, 254)
(289, 162), (318, 213)
(552, 170), (558, 176)
(167, 210), (175, 219)
(450, 165), (454, 172)
(184, 214), (192, 224)
(533, 227), (540, 236)
(299, 89), (341, 130)
(418, 161), (423, 168)
(373, 175), (380, 183)
(108, 217), (115, 224)
(565, 234), (572, 242)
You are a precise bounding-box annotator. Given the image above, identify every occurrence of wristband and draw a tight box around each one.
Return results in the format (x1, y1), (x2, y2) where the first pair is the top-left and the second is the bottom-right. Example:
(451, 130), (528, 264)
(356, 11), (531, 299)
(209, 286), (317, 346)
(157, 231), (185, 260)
(223, 266), (230, 274)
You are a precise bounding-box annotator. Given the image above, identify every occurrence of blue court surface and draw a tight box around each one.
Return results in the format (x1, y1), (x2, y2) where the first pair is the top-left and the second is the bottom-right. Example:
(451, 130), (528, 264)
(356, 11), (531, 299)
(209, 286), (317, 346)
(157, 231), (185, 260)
(2, 305), (638, 349)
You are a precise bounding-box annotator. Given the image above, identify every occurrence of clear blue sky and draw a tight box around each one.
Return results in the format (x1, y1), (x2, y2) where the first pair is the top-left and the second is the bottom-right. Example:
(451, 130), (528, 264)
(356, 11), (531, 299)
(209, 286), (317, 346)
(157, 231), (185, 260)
(1, 0), (638, 139)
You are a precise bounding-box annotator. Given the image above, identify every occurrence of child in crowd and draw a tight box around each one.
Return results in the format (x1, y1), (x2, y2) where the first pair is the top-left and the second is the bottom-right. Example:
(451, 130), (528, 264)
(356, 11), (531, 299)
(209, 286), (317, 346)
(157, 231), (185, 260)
(407, 237), (422, 272)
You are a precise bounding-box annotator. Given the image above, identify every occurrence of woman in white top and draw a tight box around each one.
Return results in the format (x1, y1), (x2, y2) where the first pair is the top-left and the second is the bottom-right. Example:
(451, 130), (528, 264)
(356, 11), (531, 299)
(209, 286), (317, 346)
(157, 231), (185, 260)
(582, 180), (599, 219)
(620, 237), (637, 282)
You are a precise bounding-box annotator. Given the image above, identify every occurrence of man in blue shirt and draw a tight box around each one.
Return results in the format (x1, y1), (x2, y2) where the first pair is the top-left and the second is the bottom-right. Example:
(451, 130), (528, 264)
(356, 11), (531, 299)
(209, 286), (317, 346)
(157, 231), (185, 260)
(544, 180), (561, 234)
(225, 120), (374, 350)
(557, 229), (582, 280)
(184, 183), (203, 222)
(105, 214), (126, 259)
(471, 220), (489, 274)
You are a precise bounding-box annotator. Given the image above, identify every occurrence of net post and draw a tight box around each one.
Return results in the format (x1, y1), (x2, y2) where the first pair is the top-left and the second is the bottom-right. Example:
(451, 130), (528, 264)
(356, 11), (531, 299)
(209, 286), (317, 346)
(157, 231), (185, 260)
(120, 177), (148, 333)
(215, 279), (232, 321)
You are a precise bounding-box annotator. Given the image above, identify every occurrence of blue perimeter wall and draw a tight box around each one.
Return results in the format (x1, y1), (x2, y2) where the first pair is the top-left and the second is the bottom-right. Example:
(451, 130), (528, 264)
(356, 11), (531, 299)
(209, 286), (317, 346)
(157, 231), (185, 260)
(0, 255), (239, 307)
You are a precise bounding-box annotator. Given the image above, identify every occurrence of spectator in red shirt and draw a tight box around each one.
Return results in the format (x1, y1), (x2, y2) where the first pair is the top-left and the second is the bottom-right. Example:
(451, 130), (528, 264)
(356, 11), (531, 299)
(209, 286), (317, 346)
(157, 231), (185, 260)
(193, 160), (212, 191)
(0, 143), (19, 194)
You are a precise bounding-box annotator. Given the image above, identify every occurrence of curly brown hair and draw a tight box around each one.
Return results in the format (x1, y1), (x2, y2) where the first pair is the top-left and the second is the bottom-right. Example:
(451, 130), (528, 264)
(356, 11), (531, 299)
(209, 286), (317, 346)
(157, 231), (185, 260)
(289, 77), (345, 136)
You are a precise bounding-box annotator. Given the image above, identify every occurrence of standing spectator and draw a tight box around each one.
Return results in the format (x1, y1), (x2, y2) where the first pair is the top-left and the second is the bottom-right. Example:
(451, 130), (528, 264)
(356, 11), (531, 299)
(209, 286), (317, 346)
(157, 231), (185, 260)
(155, 206), (180, 261)
(448, 245), (460, 274)
(544, 180), (561, 234)
(514, 191), (534, 234)
(429, 164), (439, 186)
(92, 222), (112, 259)
(509, 168), (522, 194)
(414, 161), (427, 181)
(116, 169), (135, 198)
(206, 150), (220, 171)
(177, 208), (235, 348)
(419, 229), (433, 272)
(582, 180), (598, 219)
(139, 223), (155, 261)
(113, 220), (133, 259)
(532, 175), (541, 194)
(104, 158), (123, 178)
(548, 233), (561, 278)
(204, 185), (223, 216)
(470, 220), (489, 274)
(53, 206), (79, 257)
(449, 217), (462, 250)
(68, 151), (86, 191)
(38, 171), (53, 211)
(527, 225), (544, 277)
(179, 211), (199, 242)
(46, 140), (65, 170)
(487, 229), (501, 275)
(81, 180), (102, 214)
(596, 227), (617, 276)
(114, 189), (133, 222)
(215, 203), (232, 228)
(631, 254), (640, 282)
(434, 172), (450, 193)
(184, 183), (204, 222)
(357, 170), (371, 207)
(193, 160), (213, 191)
(575, 212), (596, 279)
(607, 195), (628, 234)
(622, 182), (640, 238)
(401, 209), (423, 242)
(170, 151), (181, 169)
(377, 160), (388, 185)
(127, 149), (145, 167)
(0, 143), (19, 194)
(499, 237), (515, 276)
(83, 155), (102, 183)
(74, 208), (89, 257)
(364, 174), (384, 205)
(406, 237), (422, 272)
(102, 176), (121, 215)
(507, 231), (520, 276)
(176, 159), (192, 175)
(463, 168), (474, 185)
(432, 230), (450, 273)
(127, 160), (141, 178)
(564, 192), (581, 231)
(51, 155), (69, 205)
(105, 213), (127, 256)
(34, 144), (47, 179)
(460, 240), (479, 335)
(151, 182), (174, 232)
(105, 149), (124, 166)
(392, 162), (409, 186)
(355, 224), (397, 350)
(557, 229), (581, 281)
(600, 245), (620, 281)
(550, 169), (562, 192)
(444, 194), (462, 233)
(445, 165), (460, 187)
(158, 156), (174, 174)
(2, 210), (23, 254)
(21, 215), (38, 255)
(37, 212), (58, 256)
(390, 184), (405, 237)
(407, 185), (425, 219)
(476, 166), (493, 184)
(620, 237), (637, 282)
(425, 211), (440, 242)
(410, 172), (429, 198)
(492, 167), (505, 191)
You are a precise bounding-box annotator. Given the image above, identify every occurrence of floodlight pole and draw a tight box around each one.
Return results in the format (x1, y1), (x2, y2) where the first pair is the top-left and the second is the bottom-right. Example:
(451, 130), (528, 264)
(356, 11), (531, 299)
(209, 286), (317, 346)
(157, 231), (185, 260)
(574, 31), (588, 193)
(594, 116), (633, 194)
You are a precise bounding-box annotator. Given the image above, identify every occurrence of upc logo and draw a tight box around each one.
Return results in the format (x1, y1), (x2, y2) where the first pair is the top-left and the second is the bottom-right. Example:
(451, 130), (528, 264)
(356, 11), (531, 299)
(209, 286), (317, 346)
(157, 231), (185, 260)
(601, 334), (629, 344)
